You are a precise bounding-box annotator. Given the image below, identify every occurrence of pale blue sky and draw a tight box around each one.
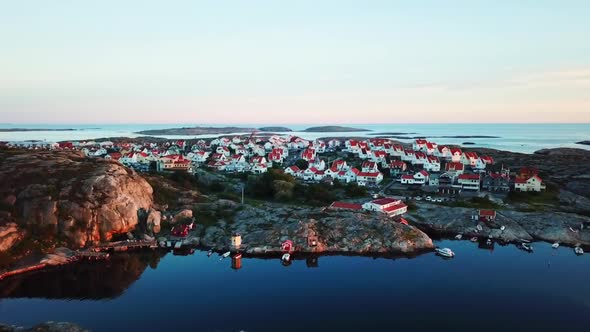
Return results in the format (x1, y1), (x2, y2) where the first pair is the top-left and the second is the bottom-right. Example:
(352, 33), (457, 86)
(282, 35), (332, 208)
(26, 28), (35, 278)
(1, 0), (589, 124)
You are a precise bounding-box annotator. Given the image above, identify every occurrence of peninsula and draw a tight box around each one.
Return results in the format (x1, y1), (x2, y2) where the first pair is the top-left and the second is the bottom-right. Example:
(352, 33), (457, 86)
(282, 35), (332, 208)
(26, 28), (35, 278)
(302, 126), (370, 132)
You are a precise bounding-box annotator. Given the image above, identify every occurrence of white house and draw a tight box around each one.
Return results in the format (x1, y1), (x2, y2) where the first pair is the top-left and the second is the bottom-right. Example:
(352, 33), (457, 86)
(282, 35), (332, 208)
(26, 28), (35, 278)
(424, 156), (441, 172)
(356, 171), (383, 186)
(458, 174), (481, 191)
(461, 151), (479, 167)
(338, 168), (360, 183)
(401, 175), (415, 185)
(401, 150), (415, 162)
(413, 170), (430, 185)
(251, 163), (268, 174)
(514, 175), (546, 192)
(450, 148), (462, 163)
(413, 139), (428, 151)
(362, 197), (408, 217)
(216, 146), (231, 157)
(436, 146), (451, 159)
(361, 161), (379, 173)
(310, 157), (326, 171)
(475, 156), (494, 171)
(285, 165), (302, 177)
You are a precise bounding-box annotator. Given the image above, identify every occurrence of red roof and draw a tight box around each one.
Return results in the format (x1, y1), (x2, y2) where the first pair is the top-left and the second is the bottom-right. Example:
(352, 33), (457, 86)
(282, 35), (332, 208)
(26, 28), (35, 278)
(415, 152), (427, 159)
(450, 148), (462, 155)
(438, 146), (449, 153)
(371, 197), (399, 206)
(358, 172), (381, 178)
(287, 165), (301, 172)
(464, 151), (479, 159)
(415, 139), (428, 145)
(418, 170), (429, 177)
(330, 202), (363, 210)
(401, 175), (414, 180)
(383, 203), (407, 213)
(458, 174), (480, 180)
(446, 162), (464, 171)
(390, 161), (406, 168)
(480, 156), (494, 164)
(479, 209), (496, 217)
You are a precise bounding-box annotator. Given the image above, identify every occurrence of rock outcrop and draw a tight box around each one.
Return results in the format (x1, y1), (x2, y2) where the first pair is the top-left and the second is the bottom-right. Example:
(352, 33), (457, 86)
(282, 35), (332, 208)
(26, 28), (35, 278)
(0, 151), (154, 247)
(0, 322), (89, 332)
(410, 203), (590, 246)
(0, 223), (24, 252)
(187, 204), (434, 255)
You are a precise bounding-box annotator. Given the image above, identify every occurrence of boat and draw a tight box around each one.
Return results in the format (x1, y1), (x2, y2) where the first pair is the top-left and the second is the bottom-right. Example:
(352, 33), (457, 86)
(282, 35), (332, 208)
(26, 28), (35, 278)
(207, 249), (213, 257)
(470, 237), (478, 242)
(520, 242), (533, 252)
(159, 241), (166, 248)
(500, 226), (506, 231)
(174, 241), (182, 249)
(486, 238), (493, 246)
(455, 234), (463, 240)
(166, 241), (172, 248)
(282, 253), (290, 261)
(552, 242), (560, 249)
(574, 247), (584, 255)
(435, 248), (455, 258)
(222, 251), (231, 259)
(233, 253), (242, 259)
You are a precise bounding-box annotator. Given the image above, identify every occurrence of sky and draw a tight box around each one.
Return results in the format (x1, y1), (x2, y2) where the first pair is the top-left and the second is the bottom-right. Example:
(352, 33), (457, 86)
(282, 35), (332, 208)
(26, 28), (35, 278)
(1, 0), (589, 124)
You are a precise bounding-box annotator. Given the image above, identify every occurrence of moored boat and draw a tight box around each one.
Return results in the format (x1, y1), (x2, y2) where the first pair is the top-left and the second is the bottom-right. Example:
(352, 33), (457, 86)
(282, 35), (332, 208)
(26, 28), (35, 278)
(574, 247), (584, 255)
(220, 251), (231, 260)
(552, 242), (559, 249)
(520, 242), (533, 252)
(455, 234), (462, 240)
(435, 248), (455, 258)
(207, 249), (213, 257)
(470, 237), (478, 242)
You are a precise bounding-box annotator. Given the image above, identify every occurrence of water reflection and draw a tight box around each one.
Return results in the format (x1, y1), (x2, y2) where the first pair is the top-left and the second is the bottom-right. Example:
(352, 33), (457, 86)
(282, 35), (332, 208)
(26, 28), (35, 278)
(0, 251), (165, 300)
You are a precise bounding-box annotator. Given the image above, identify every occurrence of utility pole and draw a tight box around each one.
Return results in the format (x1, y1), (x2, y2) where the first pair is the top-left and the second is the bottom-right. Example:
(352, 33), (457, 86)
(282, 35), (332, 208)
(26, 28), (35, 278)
(241, 185), (245, 204)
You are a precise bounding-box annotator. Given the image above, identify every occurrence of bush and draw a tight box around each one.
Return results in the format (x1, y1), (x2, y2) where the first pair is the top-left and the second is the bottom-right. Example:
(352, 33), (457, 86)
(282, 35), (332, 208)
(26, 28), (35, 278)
(345, 183), (367, 198)
(294, 159), (309, 170)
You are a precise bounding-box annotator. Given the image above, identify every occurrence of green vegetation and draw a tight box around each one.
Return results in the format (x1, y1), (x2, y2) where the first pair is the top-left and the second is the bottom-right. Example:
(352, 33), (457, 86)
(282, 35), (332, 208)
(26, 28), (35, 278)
(344, 183), (367, 198)
(446, 196), (501, 210)
(505, 183), (559, 207)
(294, 159), (309, 170)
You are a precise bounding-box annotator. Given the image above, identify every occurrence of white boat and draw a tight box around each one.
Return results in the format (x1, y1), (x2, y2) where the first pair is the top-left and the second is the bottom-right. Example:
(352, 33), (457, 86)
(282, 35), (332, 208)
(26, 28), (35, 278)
(174, 241), (182, 249)
(222, 251), (231, 259)
(500, 226), (506, 231)
(574, 247), (584, 255)
(486, 239), (493, 245)
(476, 224), (483, 232)
(455, 234), (463, 240)
(435, 248), (455, 258)
(521, 243), (533, 252)
(470, 237), (478, 242)
(552, 242), (560, 249)
(207, 250), (213, 257)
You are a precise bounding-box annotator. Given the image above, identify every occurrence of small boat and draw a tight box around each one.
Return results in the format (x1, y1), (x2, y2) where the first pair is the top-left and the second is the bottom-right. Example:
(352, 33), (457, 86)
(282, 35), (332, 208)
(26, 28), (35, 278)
(521, 242), (533, 252)
(435, 248), (455, 258)
(455, 234), (463, 240)
(500, 226), (506, 231)
(207, 249), (213, 257)
(174, 241), (182, 249)
(470, 237), (478, 242)
(552, 242), (560, 249)
(574, 247), (584, 255)
(221, 251), (231, 259)
(166, 241), (172, 248)
(476, 224), (483, 232)
(486, 238), (493, 246)
(159, 241), (166, 248)
(282, 253), (291, 262)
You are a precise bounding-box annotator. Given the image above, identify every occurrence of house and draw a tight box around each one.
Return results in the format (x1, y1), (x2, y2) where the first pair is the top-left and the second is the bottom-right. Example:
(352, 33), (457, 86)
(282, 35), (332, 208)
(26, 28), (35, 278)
(473, 209), (497, 222)
(391, 144), (405, 157)
(450, 148), (462, 162)
(338, 168), (360, 183)
(436, 146), (451, 159)
(401, 149), (415, 162)
(356, 171), (383, 186)
(445, 162), (465, 176)
(268, 149), (284, 164)
(400, 174), (415, 185)
(358, 148), (372, 160)
(187, 151), (209, 163)
(389, 161), (407, 176)
(428, 174), (440, 186)
(285, 165), (301, 177)
(425, 142), (437, 155)
(301, 148), (316, 161)
(303, 167), (320, 181)
(251, 163), (268, 174)
(461, 151), (479, 167)
(329, 201), (363, 211)
(250, 156), (267, 165)
(424, 156), (441, 172)
(520, 167), (539, 178)
(475, 156), (494, 171)
(157, 155), (191, 172)
(327, 139), (342, 148)
(331, 159), (348, 171)
(309, 157), (326, 171)
(361, 161), (379, 173)
(514, 175), (546, 192)
(458, 174), (481, 191)
(362, 197), (408, 218)
(105, 152), (122, 161)
(482, 173), (510, 192)
(413, 170), (429, 185)
(413, 139), (428, 151)
(93, 148), (108, 157)
(413, 152), (428, 165)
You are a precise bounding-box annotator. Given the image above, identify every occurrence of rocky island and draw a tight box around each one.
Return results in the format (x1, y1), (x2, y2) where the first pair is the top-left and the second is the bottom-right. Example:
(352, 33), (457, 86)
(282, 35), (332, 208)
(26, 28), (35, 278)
(303, 126), (370, 132)
(576, 140), (590, 146)
(135, 126), (294, 136)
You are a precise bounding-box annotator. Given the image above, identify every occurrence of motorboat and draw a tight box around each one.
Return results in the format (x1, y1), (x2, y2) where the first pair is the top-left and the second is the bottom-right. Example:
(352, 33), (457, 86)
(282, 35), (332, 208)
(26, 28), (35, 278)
(574, 247), (584, 255)
(435, 248), (455, 258)
(207, 249), (213, 257)
(220, 251), (231, 260)
(470, 237), (478, 242)
(282, 253), (291, 262)
(552, 242), (560, 249)
(455, 234), (463, 240)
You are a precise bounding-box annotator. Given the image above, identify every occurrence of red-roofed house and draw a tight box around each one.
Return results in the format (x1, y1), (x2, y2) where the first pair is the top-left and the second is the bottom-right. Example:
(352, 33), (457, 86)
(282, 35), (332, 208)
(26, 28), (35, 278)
(356, 171), (384, 186)
(425, 142), (438, 155)
(445, 162), (465, 176)
(413, 139), (428, 151)
(331, 159), (348, 171)
(475, 156), (494, 170)
(424, 156), (441, 172)
(301, 148), (316, 161)
(400, 174), (415, 185)
(514, 175), (546, 192)
(389, 161), (407, 176)
(461, 151), (479, 167)
(458, 174), (481, 191)
(157, 154), (191, 172)
(450, 148), (462, 162)
(436, 146), (451, 159)
(285, 165), (301, 177)
(362, 197), (408, 217)
(413, 170), (430, 185)
(475, 209), (497, 222)
(362, 161), (379, 173)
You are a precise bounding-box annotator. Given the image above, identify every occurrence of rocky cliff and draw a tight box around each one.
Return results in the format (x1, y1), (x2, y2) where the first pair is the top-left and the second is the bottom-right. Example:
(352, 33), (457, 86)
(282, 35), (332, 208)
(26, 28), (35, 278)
(185, 204), (434, 255)
(0, 150), (154, 248)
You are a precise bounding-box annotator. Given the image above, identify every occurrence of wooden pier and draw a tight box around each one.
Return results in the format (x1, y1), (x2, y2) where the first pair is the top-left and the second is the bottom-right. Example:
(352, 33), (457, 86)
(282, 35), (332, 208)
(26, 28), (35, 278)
(91, 240), (158, 252)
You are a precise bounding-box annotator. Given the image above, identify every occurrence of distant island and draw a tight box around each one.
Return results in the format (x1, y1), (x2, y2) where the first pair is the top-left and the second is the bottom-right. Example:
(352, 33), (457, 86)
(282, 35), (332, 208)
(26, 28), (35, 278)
(576, 141), (590, 146)
(258, 126), (292, 132)
(303, 126), (370, 132)
(0, 128), (77, 132)
(136, 126), (262, 136)
(374, 135), (501, 140)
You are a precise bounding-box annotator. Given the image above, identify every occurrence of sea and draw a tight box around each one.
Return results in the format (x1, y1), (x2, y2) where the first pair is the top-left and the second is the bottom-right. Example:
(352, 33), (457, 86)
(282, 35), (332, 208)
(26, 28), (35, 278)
(1, 123), (589, 154)
(0, 241), (589, 332)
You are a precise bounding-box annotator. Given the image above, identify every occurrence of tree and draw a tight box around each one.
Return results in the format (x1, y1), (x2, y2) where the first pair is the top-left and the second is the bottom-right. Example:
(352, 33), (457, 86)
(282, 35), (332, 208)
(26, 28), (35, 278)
(345, 183), (367, 198)
(294, 159), (309, 170)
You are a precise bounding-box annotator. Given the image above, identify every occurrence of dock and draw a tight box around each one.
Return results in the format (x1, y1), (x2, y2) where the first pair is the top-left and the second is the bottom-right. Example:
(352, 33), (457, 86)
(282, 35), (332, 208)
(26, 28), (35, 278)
(91, 240), (158, 252)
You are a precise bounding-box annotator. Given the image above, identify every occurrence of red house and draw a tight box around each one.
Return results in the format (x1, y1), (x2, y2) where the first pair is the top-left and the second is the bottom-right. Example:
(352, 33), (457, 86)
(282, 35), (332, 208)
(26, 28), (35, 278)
(281, 240), (294, 253)
(477, 209), (497, 222)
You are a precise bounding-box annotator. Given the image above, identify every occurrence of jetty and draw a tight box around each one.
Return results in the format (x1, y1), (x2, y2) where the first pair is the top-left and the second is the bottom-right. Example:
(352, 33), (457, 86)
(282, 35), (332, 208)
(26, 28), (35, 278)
(90, 240), (158, 252)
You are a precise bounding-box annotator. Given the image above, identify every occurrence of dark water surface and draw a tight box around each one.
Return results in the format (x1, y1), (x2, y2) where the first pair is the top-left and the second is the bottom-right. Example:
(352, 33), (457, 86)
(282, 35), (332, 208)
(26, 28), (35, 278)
(1, 240), (589, 332)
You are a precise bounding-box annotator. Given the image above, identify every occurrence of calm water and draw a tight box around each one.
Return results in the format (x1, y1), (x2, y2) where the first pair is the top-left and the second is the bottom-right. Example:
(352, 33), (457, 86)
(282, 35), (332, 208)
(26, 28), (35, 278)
(1, 123), (590, 154)
(1, 240), (589, 332)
